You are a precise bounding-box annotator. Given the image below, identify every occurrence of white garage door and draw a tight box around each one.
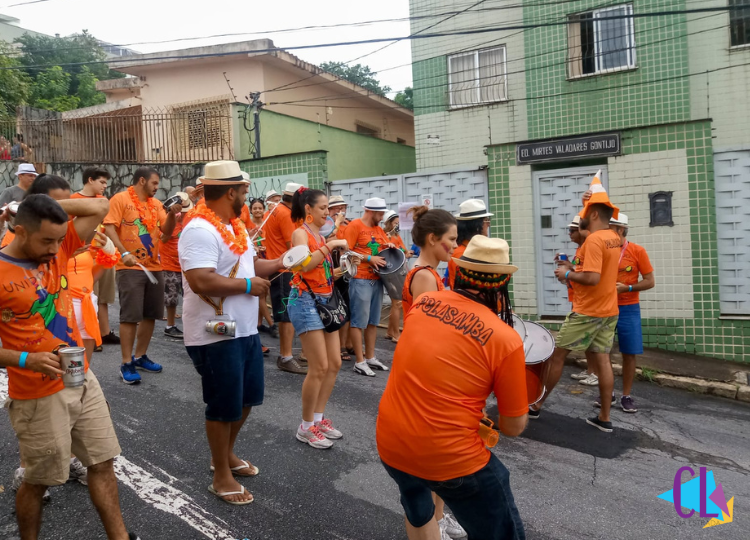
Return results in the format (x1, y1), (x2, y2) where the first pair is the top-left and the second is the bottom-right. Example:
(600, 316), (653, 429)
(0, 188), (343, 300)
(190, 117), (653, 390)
(714, 151), (750, 315)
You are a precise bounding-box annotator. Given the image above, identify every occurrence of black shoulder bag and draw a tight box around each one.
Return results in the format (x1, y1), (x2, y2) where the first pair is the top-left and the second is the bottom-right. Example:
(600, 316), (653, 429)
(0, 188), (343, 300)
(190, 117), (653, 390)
(299, 277), (350, 333)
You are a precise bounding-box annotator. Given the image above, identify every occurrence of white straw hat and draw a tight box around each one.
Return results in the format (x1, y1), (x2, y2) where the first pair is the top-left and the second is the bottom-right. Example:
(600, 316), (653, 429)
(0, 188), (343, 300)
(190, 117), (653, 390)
(455, 199), (493, 220)
(610, 213), (629, 227)
(452, 236), (518, 274)
(328, 195), (346, 208)
(283, 182), (303, 195)
(200, 161), (248, 186)
(364, 197), (387, 211)
(16, 163), (38, 177)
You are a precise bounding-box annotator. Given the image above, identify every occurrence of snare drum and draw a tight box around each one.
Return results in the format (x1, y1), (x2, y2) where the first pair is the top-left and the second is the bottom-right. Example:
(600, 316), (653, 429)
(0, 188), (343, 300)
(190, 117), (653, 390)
(375, 247), (407, 300)
(163, 194), (183, 210)
(510, 314), (527, 344)
(283, 245), (312, 272)
(522, 321), (555, 406)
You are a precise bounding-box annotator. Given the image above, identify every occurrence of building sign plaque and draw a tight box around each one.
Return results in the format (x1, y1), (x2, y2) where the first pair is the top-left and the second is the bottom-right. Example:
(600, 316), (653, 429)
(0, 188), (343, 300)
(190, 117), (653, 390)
(516, 133), (620, 164)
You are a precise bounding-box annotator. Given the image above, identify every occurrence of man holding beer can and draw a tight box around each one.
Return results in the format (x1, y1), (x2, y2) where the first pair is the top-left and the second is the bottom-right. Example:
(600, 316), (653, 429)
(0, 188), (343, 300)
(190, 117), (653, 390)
(0, 194), (140, 539)
(179, 160), (284, 505)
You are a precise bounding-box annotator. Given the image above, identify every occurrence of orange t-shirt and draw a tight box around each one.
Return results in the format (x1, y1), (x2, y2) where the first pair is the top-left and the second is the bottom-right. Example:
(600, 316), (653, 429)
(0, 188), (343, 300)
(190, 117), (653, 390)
(571, 229), (621, 318)
(617, 241), (653, 306)
(264, 203), (295, 260)
(377, 290), (528, 481)
(1, 229), (14, 248)
(240, 205), (253, 232)
(68, 251), (102, 346)
(71, 192), (105, 200)
(160, 213), (184, 273)
(402, 266), (443, 314)
(336, 221), (348, 240)
(447, 242), (469, 289)
(343, 218), (389, 280)
(104, 190), (167, 272)
(389, 234), (406, 252)
(291, 227), (333, 296)
(1, 221), (86, 400)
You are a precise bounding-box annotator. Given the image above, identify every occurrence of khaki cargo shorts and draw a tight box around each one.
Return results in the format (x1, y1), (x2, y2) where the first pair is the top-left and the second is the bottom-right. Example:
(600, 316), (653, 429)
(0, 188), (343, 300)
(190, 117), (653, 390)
(6, 370), (121, 486)
(555, 312), (619, 353)
(93, 266), (116, 304)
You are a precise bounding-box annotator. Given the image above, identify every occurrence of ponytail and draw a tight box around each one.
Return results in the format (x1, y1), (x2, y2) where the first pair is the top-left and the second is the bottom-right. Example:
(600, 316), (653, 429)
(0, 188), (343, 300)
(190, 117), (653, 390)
(290, 188), (325, 223)
(408, 206), (456, 247)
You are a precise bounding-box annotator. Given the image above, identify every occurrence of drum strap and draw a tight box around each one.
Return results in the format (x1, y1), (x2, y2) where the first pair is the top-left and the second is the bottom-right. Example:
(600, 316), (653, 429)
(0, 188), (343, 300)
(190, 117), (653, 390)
(198, 259), (241, 316)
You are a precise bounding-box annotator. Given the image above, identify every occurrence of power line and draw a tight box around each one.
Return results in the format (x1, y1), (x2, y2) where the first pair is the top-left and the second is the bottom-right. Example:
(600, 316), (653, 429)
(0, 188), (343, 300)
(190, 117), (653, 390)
(0, 6), (742, 72)
(0, 0), (51, 7)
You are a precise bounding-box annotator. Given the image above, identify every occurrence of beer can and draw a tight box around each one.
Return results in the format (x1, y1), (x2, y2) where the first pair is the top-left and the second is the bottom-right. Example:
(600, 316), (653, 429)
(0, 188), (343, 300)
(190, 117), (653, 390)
(205, 319), (236, 337)
(58, 347), (86, 388)
(557, 252), (568, 262)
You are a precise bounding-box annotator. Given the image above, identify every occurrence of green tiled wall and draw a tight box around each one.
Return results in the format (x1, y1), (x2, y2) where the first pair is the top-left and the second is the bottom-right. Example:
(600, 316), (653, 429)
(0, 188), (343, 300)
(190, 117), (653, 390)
(488, 121), (750, 363)
(412, 56), (449, 116)
(239, 151), (328, 191)
(524, 0), (691, 139)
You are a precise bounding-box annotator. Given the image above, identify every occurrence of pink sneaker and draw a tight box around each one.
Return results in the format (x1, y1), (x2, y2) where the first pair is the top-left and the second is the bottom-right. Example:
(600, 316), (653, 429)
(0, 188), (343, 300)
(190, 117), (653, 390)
(315, 418), (343, 440)
(296, 425), (333, 449)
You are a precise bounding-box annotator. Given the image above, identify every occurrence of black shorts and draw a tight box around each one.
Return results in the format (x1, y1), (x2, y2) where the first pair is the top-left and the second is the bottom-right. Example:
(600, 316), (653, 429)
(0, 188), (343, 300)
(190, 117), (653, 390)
(270, 271), (292, 324)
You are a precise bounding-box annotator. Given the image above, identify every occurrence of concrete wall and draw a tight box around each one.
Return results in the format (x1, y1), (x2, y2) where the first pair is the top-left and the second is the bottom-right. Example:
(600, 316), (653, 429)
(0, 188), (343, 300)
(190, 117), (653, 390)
(237, 109), (415, 181)
(409, 0), (528, 170)
(688, 3), (750, 151)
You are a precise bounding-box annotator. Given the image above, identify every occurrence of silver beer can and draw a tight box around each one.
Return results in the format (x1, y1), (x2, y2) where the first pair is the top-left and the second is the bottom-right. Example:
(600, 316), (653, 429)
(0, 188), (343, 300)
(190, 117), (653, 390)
(205, 319), (237, 337)
(58, 347), (86, 388)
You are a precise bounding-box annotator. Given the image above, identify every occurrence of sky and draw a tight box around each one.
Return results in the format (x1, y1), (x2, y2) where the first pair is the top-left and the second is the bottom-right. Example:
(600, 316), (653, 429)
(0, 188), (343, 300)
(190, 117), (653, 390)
(1, 0), (414, 98)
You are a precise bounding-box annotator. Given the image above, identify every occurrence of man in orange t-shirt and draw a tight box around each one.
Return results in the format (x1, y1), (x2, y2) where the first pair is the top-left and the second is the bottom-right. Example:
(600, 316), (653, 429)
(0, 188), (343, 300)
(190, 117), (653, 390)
(344, 197), (391, 376)
(377, 237), (527, 539)
(536, 202), (621, 433)
(160, 192), (193, 340)
(73, 166), (121, 350)
(448, 199), (493, 289)
(610, 214), (655, 414)
(103, 167), (181, 385)
(0, 194), (137, 539)
(264, 182), (306, 374)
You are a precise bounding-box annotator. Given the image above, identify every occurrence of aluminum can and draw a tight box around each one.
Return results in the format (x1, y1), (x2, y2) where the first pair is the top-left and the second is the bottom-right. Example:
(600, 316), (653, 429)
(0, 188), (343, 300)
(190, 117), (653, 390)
(58, 347), (86, 388)
(557, 252), (568, 262)
(205, 319), (236, 337)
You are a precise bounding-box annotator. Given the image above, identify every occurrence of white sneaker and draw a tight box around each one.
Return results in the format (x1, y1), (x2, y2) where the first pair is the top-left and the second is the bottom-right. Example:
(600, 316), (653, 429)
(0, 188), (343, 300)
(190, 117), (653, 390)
(315, 418), (343, 440)
(12, 467), (51, 501)
(69, 457), (88, 486)
(353, 362), (376, 377)
(439, 513), (467, 539)
(296, 425), (333, 449)
(440, 527), (452, 540)
(579, 373), (599, 386)
(570, 369), (590, 380)
(366, 358), (390, 371)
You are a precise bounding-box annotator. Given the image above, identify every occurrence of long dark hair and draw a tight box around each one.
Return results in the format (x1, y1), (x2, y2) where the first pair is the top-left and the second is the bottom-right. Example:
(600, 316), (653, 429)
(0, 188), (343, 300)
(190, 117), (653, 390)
(457, 217), (484, 245)
(453, 267), (513, 326)
(290, 188), (325, 223)
(408, 205), (456, 247)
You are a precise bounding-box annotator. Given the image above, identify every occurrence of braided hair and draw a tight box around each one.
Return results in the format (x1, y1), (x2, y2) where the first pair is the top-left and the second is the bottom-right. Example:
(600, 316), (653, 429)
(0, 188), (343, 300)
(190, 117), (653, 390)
(454, 266), (514, 327)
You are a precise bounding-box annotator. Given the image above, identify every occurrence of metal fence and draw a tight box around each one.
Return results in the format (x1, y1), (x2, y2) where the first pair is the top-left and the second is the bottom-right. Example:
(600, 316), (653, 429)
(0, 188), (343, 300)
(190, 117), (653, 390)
(0, 105), (234, 164)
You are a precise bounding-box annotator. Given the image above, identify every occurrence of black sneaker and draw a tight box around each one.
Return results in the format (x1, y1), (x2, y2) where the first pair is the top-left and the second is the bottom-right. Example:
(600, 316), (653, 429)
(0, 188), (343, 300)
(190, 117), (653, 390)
(528, 407), (541, 420)
(94, 344), (103, 353)
(593, 393), (617, 408)
(128, 533), (141, 540)
(586, 416), (613, 433)
(102, 331), (121, 345)
(268, 324), (279, 338)
(164, 326), (184, 339)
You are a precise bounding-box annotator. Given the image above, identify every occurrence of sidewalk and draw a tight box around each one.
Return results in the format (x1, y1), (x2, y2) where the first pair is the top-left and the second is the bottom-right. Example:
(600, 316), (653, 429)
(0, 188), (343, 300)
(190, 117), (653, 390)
(569, 346), (750, 403)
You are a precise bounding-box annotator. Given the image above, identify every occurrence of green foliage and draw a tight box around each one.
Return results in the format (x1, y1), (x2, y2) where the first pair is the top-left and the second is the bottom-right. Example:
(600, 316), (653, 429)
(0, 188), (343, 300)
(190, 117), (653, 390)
(320, 61), (391, 96)
(6, 30), (124, 112)
(394, 87), (413, 110)
(639, 367), (660, 383)
(0, 42), (31, 120)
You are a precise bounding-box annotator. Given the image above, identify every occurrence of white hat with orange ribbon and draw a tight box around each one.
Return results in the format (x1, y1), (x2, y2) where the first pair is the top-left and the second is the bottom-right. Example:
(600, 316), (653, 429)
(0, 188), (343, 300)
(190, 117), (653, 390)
(580, 169), (619, 220)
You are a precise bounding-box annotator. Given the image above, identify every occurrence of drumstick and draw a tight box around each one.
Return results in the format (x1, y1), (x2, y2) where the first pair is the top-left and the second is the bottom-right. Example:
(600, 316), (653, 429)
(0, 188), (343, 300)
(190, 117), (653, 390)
(249, 203), (279, 243)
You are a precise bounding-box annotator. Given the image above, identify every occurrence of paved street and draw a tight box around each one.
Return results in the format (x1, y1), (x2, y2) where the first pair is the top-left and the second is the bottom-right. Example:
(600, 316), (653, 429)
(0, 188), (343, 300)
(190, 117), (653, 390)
(1, 317), (749, 540)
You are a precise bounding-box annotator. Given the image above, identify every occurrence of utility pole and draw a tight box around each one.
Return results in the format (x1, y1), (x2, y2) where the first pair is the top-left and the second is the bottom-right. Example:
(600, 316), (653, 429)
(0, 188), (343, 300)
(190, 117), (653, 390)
(248, 92), (264, 159)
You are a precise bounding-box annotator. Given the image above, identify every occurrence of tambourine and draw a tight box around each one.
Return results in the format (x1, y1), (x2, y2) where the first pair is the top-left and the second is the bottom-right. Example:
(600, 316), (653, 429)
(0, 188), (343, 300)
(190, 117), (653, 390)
(4, 201), (20, 232)
(163, 195), (183, 210)
(319, 217), (336, 237)
(340, 251), (363, 279)
(283, 245), (313, 272)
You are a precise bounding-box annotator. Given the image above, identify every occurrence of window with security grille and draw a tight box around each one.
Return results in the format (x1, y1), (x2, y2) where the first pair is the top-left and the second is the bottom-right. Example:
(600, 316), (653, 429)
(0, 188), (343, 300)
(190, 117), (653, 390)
(172, 100), (229, 150)
(448, 46), (507, 108)
(568, 4), (636, 77)
(730, 0), (750, 47)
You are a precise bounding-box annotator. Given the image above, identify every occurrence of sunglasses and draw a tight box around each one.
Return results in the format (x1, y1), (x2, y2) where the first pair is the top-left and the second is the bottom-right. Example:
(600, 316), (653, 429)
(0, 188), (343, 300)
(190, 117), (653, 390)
(568, 227), (579, 234)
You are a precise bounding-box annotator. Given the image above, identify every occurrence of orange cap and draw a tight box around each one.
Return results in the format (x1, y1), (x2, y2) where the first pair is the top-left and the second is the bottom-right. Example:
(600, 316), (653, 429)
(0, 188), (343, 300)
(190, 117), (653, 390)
(581, 170), (619, 220)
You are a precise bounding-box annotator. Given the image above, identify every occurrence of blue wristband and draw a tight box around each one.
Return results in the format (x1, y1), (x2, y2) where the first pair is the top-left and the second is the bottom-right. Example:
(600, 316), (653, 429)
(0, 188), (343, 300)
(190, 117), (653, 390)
(19, 352), (28, 369)
(565, 270), (570, 280)
(367, 255), (371, 262)
(245, 278), (252, 295)
(628, 285), (633, 293)
(121, 251), (131, 257)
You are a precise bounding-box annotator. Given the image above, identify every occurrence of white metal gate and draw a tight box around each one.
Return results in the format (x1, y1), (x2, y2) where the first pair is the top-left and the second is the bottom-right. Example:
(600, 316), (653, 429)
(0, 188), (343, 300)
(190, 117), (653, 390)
(714, 151), (750, 315)
(533, 166), (609, 317)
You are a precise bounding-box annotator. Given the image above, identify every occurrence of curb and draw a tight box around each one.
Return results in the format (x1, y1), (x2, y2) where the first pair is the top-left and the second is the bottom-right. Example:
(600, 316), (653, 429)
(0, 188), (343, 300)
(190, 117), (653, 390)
(573, 359), (750, 403)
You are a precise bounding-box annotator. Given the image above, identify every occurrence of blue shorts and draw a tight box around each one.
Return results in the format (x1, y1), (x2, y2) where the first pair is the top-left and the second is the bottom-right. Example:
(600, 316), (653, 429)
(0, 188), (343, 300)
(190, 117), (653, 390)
(288, 288), (330, 335)
(348, 278), (383, 329)
(616, 303), (644, 355)
(186, 335), (264, 422)
(381, 454), (525, 539)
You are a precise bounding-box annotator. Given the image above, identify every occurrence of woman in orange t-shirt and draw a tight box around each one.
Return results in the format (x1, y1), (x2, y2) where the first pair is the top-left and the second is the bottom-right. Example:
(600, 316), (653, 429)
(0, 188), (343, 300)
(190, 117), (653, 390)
(287, 188), (350, 450)
(382, 210), (414, 342)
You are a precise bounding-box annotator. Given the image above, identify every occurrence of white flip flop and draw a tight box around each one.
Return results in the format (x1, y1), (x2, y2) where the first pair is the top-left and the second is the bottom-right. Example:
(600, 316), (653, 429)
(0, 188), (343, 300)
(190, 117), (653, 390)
(207, 484), (254, 505)
(209, 460), (260, 476)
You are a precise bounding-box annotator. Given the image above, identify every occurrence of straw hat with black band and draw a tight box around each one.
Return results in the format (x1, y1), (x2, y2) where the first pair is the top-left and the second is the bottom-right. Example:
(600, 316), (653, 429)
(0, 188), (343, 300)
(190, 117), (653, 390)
(199, 161), (249, 186)
(452, 236), (518, 275)
(455, 199), (493, 221)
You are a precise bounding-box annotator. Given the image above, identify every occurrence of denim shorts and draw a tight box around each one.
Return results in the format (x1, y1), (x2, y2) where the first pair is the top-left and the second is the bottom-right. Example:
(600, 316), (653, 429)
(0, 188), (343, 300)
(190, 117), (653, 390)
(381, 453), (525, 539)
(288, 288), (330, 335)
(616, 303), (644, 355)
(186, 335), (264, 422)
(348, 278), (383, 329)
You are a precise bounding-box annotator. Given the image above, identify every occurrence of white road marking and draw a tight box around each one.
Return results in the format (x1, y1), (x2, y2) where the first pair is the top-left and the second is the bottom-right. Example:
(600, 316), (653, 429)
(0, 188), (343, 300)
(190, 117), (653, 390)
(0, 373), (240, 540)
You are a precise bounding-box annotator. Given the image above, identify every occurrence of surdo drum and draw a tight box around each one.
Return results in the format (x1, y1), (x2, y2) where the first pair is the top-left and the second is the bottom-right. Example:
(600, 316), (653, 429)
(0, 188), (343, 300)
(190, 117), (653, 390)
(373, 247), (407, 301)
(505, 315), (554, 406)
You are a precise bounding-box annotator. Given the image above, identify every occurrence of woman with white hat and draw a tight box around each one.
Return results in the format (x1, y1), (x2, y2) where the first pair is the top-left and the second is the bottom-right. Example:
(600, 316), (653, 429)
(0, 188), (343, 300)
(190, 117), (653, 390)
(447, 199), (493, 289)
(382, 209), (412, 342)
